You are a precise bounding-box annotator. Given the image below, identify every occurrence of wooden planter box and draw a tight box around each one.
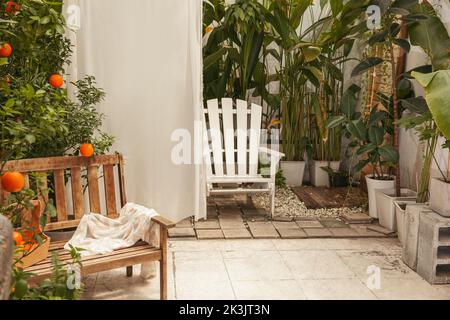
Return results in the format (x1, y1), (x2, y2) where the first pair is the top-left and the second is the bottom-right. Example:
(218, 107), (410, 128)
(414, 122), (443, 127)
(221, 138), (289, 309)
(14, 234), (50, 269)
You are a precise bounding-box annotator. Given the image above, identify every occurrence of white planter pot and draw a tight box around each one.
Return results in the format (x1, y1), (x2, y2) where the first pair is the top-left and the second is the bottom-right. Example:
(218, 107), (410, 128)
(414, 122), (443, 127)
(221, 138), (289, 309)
(280, 161), (306, 186)
(375, 188), (416, 231)
(403, 203), (432, 270)
(309, 160), (340, 187)
(394, 200), (417, 246)
(365, 175), (395, 218)
(429, 178), (450, 217)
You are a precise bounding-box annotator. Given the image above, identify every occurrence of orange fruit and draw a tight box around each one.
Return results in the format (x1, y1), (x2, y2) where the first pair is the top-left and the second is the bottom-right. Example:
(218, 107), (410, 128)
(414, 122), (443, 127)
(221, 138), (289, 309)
(12, 231), (23, 245)
(0, 42), (12, 57)
(80, 143), (94, 157)
(49, 74), (63, 88)
(5, 1), (20, 14)
(1, 171), (25, 193)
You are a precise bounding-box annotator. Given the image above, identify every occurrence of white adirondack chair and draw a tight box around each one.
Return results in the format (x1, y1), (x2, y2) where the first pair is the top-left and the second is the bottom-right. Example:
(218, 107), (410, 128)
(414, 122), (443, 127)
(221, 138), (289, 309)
(203, 98), (284, 218)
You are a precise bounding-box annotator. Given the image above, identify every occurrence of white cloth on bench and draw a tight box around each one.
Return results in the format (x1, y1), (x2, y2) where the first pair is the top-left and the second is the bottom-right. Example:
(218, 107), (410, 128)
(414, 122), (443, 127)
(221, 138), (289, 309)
(64, 202), (160, 279)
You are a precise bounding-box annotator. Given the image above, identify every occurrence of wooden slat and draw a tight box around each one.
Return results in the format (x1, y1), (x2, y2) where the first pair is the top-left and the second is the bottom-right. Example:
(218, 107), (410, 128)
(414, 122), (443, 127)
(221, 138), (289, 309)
(152, 215), (176, 228)
(103, 164), (117, 217)
(0, 183), (9, 206)
(87, 165), (101, 213)
(207, 99), (224, 176)
(249, 103), (262, 176)
(2, 154), (120, 172)
(160, 226), (168, 300)
(221, 98), (235, 176)
(54, 169), (68, 222)
(22, 172), (30, 189)
(70, 167), (84, 219)
(44, 219), (81, 231)
(202, 115), (213, 177)
(236, 99), (248, 175)
(117, 154), (127, 207)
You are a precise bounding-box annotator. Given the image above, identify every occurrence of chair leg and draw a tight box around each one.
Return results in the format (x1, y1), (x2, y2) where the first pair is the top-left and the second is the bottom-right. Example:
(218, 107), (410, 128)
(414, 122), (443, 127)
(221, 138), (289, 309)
(126, 266), (133, 277)
(270, 186), (275, 219)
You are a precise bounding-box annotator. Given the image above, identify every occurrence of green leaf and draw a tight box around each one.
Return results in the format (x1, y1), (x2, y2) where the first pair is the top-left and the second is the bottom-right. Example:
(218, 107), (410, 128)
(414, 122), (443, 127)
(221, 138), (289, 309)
(352, 159), (370, 174)
(357, 143), (377, 156)
(346, 119), (367, 141)
(379, 144), (399, 162)
(39, 16), (51, 24)
(368, 127), (384, 145)
(302, 46), (321, 62)
(408, 8), (450, 71)
(400, 96), (428, 113)
(352, 58), (383, 77)
(392, 0), (418, 9)
(393, 38), (411, 53)
(330, 0), (343, 17)
(203, 47), (228, 70)
(413, 70), (450, 140)
(368, 30), (389, 45)
(326, 115), (347, 129)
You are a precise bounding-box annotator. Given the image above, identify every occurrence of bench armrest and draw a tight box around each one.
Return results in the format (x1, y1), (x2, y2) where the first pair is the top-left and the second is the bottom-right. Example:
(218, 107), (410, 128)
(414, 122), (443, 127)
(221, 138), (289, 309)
(152, 215), (176, 228)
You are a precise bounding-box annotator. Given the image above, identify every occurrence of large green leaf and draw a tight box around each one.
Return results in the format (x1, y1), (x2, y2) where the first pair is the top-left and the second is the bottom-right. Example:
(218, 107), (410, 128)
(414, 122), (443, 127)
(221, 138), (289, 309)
(413, 70), (450, 140)
(368, 126), (384, 146)
(204, 47), (228, 70)
(346, 119), (367, 141)
(351, 57), (383, 77)
(400, 96), (428, 114)
(379, 144), (399, 162)
(326, 115), (347, 129)
(408, 5), (450, 71)
(356, 143), (377, 156)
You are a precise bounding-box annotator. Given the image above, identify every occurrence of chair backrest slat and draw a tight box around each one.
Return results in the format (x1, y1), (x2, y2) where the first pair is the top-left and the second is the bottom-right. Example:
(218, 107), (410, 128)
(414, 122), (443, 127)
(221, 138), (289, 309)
(236, 99), (249, 176)
(249, 103), (262, 176)
(54, 169), (68, 221)
(87, 165), (101, 214)
(207, 99), (224, 176)
(70, 167), (84, 219)
(221, 98), (235, 176)
(103, 164), (117, 217)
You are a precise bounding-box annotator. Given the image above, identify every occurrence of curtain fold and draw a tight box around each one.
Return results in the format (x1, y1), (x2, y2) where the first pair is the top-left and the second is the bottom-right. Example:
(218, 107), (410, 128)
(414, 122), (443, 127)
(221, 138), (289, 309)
(64, 0), (204, 222)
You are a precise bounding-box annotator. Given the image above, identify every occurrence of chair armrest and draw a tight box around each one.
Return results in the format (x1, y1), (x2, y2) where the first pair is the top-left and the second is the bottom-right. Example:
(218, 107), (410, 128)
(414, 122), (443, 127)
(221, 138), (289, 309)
(152, 215), (176, 228)
(259, 147), (285, 159)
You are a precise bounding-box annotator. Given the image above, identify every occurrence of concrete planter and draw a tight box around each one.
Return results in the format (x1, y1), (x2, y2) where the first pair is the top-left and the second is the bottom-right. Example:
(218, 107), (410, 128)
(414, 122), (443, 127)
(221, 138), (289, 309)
(403, 203), (432, 270)
(394, 200), (417, 246)
(365, 175), (395, 218)
(280, 161), (306, 186)
(309, 160), (340, 187)
(429, 178), (450, 217)
(375, 188), (416, 231)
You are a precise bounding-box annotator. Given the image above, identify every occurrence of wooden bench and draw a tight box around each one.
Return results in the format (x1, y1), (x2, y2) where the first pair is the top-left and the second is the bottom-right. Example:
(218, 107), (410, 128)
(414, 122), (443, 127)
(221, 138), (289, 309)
(0, 154), (175, 299)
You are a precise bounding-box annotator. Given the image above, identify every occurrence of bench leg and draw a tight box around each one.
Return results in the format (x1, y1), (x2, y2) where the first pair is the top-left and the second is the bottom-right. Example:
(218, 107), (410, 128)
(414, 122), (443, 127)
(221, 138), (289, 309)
(160, 226), (168, 300)
(126, 266), (133, 277)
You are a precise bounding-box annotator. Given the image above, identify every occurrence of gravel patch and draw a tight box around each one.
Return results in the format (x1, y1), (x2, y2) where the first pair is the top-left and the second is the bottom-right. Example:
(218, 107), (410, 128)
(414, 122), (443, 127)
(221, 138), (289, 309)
(252, 187), (366, 219)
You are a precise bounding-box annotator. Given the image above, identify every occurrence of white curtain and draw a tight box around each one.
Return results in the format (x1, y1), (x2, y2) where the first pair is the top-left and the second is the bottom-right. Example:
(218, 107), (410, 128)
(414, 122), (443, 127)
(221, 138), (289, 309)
(64, 0), (204, 222)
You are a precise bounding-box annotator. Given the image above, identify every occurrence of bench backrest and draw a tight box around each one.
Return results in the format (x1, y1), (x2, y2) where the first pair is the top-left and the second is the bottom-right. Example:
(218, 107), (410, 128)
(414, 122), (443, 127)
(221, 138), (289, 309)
(203, 98), (262, 178)
(0, 154), (127, 231)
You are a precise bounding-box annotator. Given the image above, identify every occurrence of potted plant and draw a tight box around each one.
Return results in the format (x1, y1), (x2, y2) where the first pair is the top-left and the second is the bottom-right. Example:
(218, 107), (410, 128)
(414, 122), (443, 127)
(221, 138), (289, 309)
(327, 84), (399, 218)
(321, 166), (350, 188)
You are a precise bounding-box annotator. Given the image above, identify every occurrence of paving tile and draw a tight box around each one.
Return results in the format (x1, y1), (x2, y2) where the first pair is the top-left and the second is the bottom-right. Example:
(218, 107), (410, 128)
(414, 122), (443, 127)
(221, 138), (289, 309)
(168, 227), (196, 238)
(243, 214), (267, 222)
(194, 219), (220, 229)
(248, 223), (280, 239)
(299, 278), (377, 300)
(273, 221), (300, 230)
(247, 221), (273, 228)
(175, 217), (192, 228)
(222, 228), (252, 239)
(295, 217), (318, 221)
(218, 207), (242, 215)
(219, 221), (246, 230)
(278, 228), (307, 239)
(232, 280), (306, 300)
(350, 225), (385, 238)
(207, 206), (218, 218)
(319, 219), (348, 228)
(303, 228), (332, 238)
(242, 208), (267, 216)
(328, 227), (360, 238)
(296, 220), (323, 228)
(367, 224), (396, 236)
(341, 212), (373, 224)
(273, 216), (294, 222)
(196, 229), (225, 240)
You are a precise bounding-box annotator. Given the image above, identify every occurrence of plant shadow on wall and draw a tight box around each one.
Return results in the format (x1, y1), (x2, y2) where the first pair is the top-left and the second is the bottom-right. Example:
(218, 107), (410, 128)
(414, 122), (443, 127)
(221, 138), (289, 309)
(0, 0), (114, 299)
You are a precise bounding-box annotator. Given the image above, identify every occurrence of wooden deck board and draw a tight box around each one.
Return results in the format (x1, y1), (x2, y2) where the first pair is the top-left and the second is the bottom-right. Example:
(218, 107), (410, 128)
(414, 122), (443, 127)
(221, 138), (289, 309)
(291, 186), (367, 209)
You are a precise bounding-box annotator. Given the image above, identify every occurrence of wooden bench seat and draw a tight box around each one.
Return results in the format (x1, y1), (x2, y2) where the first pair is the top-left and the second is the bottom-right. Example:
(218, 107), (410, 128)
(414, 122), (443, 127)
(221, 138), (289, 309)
(1, 154), (175, 299)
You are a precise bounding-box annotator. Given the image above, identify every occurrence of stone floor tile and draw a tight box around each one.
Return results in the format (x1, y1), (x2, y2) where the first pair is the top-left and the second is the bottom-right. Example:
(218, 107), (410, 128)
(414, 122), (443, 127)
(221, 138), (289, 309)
(350, 225), (385, 237)
(369, 277), (450, 300)
(296, 220), (323, 228)
(168, 227), (196, 238)
(340, 212), (373, 224)
(248, 223), (280, 239)
(175, 217), (192, 228)
(219, 217), (246, 229)
(176, 280), (236, 300)
(319, 219), (348, 228)
(194, 219), (220, 229)
(303, 228), (332, 238)
(196, 229), (224, 240)
(299, 278), (377, 300)
(367, 224), (396, 236)
(281, 250), (356, 280)
(273, 216), (294, 222)
(278, 228), (307, 239)
(273, 221), (300, 230)
(232, 280), (306, 300)
(222, 228), (252, 239)
(242, 208), (267, 216)
(328, 227), (360, 238)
